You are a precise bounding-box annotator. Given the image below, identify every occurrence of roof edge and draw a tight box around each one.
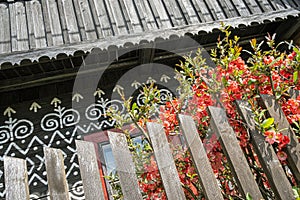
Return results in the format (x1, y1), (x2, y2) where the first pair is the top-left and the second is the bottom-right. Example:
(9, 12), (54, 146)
(0, 8), (299, 68)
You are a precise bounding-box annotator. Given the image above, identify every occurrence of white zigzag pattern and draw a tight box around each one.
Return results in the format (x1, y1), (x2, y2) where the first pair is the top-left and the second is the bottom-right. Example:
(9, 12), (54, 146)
(66, 163), (80, 178)
(1, 136), (46, 157)
(28, 173), (48, 185)
(35, 154), (45, 171)
(25, 157), (35, 174)
(0, 127), (78, 160)
(74, 120), (115, 134)
(0, 189), (5, 198)
(0, 121), (111, 198)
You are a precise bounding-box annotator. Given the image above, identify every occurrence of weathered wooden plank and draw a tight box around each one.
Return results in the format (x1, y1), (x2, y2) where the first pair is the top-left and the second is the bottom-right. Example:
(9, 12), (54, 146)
(15, 1), (29, 51)
(259, 94), (300, 182)
(40, 0), (54, 46)
(107, 131), (143, 200)
(47, 0), (64, 45)
(86, 0), (103, 38)
(256, 0), (274, 12)
(73, 0), (87, 40)
(93, 0), (113, 36)
(44, 147), (70, 200)
(208, 106), (263, 199)
(4, 156), (30, 200)
(179, 114), (224, 200)
(25, 1), (35, 49)
(280, 0), (293, 8)
(268, 0), (286, 10)
(135, 0), (158, 30)
(217, 0), (238, 18)
(230, 0), (251, 16)
(77, 0), (97, 40)
(56, 0), (70, 44)
(117, 0), (133, 33)
(163, 0), (186, 26)
(75, 140), (105, 200)
(102, 0), (118, 34)
(132, 0), (148, 31)
(189, 0), (212, 22)
(30, 0), (47, 48)
(242, 0), (263, 14)
(123, 0), (143, 33)
(178, 0), (199, 24)
(235, 100), (295, 200)
(147, 0), (172, 29)
(113, 1), (133, 33)
(60, 0), (81, 43)
(146, 122), (186, 200)
(9, 2), (17, 51)
(292, 0), (300, 7)
(203, 0), (226, 20)
(0, 3), (11, 53)
(109, 0), (128, 34)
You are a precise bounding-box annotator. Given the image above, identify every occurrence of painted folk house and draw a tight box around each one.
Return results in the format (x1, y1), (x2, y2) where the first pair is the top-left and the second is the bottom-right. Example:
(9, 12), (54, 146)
(0, 0), (299, 199)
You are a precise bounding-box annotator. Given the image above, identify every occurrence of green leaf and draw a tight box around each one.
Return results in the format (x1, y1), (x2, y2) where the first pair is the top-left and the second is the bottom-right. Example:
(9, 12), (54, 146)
(293, 186), (300, 200)
(293, 47), (300, 54)
(293, 71), (298, 83)
(247, 78), (257, 85)
(261, 118), (274, 129)
(202, 116), (209, 122)
(251, 38), (257, 49)
(212, 73), (216, 80)
(131, 102), (138, 111)
(222, 77), (228, 86)
(143, 143), (153, 152)
(246, 193), (253, 200)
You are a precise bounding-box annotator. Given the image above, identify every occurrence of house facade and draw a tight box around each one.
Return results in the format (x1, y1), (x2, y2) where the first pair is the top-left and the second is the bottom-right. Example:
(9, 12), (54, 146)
(0, 0), (299, 199)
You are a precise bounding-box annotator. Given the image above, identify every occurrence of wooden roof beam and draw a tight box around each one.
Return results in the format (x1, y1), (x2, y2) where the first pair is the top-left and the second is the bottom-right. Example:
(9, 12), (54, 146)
(276, 16), (300, 42)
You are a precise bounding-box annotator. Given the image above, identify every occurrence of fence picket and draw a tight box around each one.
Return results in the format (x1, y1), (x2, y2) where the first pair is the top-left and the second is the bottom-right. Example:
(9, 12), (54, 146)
(146, 122), (186, 200)
(179, 114), (224, 199)
(108, 131), (143, 200)
(208, 106), (263, 199)
(260, 94), (300, 183)
(3, 100), (300, 199)
(235, 100), (295, 199)
(44, 147), (70, 200)
(75, 140), (105, 200)
(4, 156), (30, 200)
(289, 89), (300, 99)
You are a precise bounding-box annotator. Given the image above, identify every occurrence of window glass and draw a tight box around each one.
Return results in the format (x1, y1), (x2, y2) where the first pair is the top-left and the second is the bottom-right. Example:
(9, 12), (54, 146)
(102, 143), (116, 175)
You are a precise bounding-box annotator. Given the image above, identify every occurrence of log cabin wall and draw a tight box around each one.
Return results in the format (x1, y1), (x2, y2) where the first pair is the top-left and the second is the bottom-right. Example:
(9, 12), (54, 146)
(0, 0), (299, 199)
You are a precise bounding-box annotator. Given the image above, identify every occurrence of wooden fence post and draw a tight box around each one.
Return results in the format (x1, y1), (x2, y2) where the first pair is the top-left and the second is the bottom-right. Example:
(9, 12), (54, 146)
(75, 140), (105, 200)
(289, 89), (300, 99)
(208, 106), (263, 199)
(108, 131), (143, 200)
(146, 122), (186, 200)
(44, 147), (70, 200)
(236, 100), (295, 200)
(4, 156), (30, 200)
(179, 114), (224, 200)
(260, 94), (300, 183)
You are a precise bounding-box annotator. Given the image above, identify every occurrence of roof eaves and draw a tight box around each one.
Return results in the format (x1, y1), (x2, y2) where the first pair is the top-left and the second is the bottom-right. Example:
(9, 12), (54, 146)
(0, 8), (299, 69)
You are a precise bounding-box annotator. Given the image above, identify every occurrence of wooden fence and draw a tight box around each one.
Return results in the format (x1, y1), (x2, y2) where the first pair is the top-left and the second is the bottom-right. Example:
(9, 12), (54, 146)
(4, 94), (300, 200)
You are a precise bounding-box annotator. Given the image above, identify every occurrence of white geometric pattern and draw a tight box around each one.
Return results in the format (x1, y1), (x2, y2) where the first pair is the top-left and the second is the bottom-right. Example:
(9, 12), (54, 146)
(0, 85), (173, 199)
(0, 98), (121, 199)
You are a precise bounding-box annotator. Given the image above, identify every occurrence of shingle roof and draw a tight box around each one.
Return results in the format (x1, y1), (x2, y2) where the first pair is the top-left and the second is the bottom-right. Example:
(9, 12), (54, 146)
(0, 0), (299, 66)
